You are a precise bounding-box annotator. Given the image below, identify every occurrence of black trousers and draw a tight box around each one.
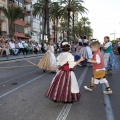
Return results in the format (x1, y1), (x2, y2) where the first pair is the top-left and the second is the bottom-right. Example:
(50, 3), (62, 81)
(19, 48), (28, 55)
(118, 47), (120, 55)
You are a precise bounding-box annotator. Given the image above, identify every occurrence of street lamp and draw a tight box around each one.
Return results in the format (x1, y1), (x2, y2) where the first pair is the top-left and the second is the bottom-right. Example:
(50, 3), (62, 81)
(110, 31), (116, 40)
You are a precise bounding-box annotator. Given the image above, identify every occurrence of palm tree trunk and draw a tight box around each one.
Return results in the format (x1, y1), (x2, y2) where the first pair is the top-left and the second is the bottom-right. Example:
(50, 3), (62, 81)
(63, 30), (64, 40)
(67, 9), (70, 42)
(46, 0), (50, 42)
(67, 0), (71, 42)
(9, 23), (14, 38)
(56, 18), (58, 43)
(53, 20), (55, 42)
(72, 12), (75, 42)
(84, 21), (86, 35)
(42, 16), (46, 41)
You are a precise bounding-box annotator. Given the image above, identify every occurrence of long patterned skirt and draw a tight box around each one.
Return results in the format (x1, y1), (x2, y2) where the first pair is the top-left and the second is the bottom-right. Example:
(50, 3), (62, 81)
(77, 47), (89, 59)
(45, 71), (81, 102)
(38, 52), (57, 71)
(107, 52), (119, 70)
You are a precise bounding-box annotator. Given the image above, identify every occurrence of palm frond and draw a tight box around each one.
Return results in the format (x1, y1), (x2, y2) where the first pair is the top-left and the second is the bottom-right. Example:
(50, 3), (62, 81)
(1, 4), (22, 24)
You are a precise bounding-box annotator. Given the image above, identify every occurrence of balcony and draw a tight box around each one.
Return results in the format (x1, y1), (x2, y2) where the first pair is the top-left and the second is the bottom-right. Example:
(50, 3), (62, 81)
(9, 1), (24, 8)
(0, 15), (6, 22)
(14, 32), (30, 38)
(1, 0), (6, 2)
(24, 0), (31, 5)
(24, 21), (31, 27)
(23, 10), (31, 16)
(0, 31), (7, 37)
(24, 5), (31, 12)
(14, 19), (26, 26)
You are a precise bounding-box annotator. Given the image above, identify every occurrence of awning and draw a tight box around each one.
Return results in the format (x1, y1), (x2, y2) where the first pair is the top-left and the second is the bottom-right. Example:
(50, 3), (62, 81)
(14, 32), (30, 39)
(14, 19), (26, 26)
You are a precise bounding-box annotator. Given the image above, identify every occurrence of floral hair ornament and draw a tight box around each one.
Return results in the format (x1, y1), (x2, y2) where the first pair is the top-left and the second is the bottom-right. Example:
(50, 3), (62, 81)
(62, 42), (69, 46)
(62, 42), (71, 48)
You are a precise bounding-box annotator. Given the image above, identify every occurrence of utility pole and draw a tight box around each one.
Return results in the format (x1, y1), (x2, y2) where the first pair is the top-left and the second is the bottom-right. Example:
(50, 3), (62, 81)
(110, 31), (116, 40)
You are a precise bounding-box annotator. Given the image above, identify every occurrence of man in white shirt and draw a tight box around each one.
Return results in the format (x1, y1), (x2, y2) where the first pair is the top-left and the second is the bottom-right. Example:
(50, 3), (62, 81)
(9, 39), (19, 55)
(18, 39), (28, 55)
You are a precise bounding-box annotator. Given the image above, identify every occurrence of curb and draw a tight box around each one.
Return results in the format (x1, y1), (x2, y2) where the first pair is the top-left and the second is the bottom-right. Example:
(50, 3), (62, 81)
(0, 54), (44, 63)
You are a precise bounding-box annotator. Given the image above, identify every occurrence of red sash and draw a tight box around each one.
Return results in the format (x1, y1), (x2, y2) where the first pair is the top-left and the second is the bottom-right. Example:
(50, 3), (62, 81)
(59, 63), (73, 71)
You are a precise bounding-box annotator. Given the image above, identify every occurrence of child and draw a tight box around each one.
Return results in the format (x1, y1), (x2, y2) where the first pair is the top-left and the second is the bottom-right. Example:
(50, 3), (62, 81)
(38, 40), (57, 72)
(45, 41), (84, 103)
(84, 41), (112, 94)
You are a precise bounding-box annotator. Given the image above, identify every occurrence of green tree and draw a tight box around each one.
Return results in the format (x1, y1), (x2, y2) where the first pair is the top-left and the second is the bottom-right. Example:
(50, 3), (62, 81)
(71, 0), (88, 39)
(0, 4), (22, 38)
(58, 20), (68, 39)
(74, 18), (93, 39)
(58, 0), (87, 42)
(80, 17), (89, 35)
(50, 2), (63, 42)
(33, 0), (50, 41)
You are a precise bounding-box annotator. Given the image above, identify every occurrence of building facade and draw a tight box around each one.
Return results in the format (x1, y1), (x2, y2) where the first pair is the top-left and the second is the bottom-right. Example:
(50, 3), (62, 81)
(0, 0), (8, 37)
(30, 0), (41, 42)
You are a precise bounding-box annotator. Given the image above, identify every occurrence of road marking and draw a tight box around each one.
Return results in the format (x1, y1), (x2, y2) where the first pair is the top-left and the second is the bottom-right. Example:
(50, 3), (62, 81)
(0, 69), (39, 85)
(0, 55), (43, 64)
(0, 65), (36, 69)
(56, 104), (72, 120)
(0, 72), (49, 99)
(56, 67), (88, 120)
(102, 85), (115, 120)
(26, 60), (37, 66)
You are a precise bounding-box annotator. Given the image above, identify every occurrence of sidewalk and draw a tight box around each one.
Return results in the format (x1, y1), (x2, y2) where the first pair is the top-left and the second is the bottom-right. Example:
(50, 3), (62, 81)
(0, 53), (44, 62)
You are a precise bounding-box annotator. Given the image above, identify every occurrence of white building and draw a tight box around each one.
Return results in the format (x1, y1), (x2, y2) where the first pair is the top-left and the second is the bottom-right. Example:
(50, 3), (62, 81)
(0, 0), (9, 37)
(30, 0), (42, 42)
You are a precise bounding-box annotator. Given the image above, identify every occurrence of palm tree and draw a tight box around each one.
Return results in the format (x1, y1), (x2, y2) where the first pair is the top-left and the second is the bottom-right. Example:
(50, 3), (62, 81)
(50, 2), (63, 42)
(59, 0), (73, 41)
(59, 20), (68, 39)
(0, 4), (22, 38)
(71, 0), (88, 39)
(32, 0), (50, 41)
(80, 17), (89, 35)
(58, 0), (88, 42)
(74, 19), (93, 39)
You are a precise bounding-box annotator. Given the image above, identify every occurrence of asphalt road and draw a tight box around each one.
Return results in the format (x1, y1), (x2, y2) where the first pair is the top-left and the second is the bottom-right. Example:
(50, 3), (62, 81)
(0, 55), (120, 120)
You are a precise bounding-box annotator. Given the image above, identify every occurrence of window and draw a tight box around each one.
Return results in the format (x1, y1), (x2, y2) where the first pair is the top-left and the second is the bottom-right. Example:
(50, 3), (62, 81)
(15, 25), (24, 33)
(32, 32), (37, 36)
(14, 0), (19, 5)
(19, 0), (23, 7)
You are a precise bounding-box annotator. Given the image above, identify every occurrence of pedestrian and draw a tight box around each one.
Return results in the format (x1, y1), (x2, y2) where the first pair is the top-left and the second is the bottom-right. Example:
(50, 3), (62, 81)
(101, 36), (118, 74)
(84, 41), (112, 94)
(0, 41), (10, 56)
(74, 34), (83, 64)
(38, 39), (57, 72)
(75, 35), (92, 66)
(45, 41), (84, 103)
(117, 39), (120, 55)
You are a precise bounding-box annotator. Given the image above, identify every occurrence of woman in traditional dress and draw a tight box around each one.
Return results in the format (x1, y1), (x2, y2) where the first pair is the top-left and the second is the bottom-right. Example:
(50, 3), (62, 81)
(77, 36), (92, 66)
(101, 36), (118, 74)
(45, 41), (84, 103)
(74, 34), (83, 62)
(38, 40), (57, 72)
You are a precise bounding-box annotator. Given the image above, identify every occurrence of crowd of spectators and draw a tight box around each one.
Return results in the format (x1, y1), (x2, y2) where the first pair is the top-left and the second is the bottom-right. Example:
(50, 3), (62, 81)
(0, 36), (47, 57)
(0, 36), (87, 58)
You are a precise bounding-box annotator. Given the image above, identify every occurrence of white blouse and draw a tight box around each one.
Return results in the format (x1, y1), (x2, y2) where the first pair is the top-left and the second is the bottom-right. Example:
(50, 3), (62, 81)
(57, 52), (76, 68)
(47, 45), (54, 53)
(104, 42), (112, 49)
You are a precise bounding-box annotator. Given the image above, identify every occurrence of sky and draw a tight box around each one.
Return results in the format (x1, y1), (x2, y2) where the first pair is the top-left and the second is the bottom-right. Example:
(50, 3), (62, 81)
(79, 0), (120, 43)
